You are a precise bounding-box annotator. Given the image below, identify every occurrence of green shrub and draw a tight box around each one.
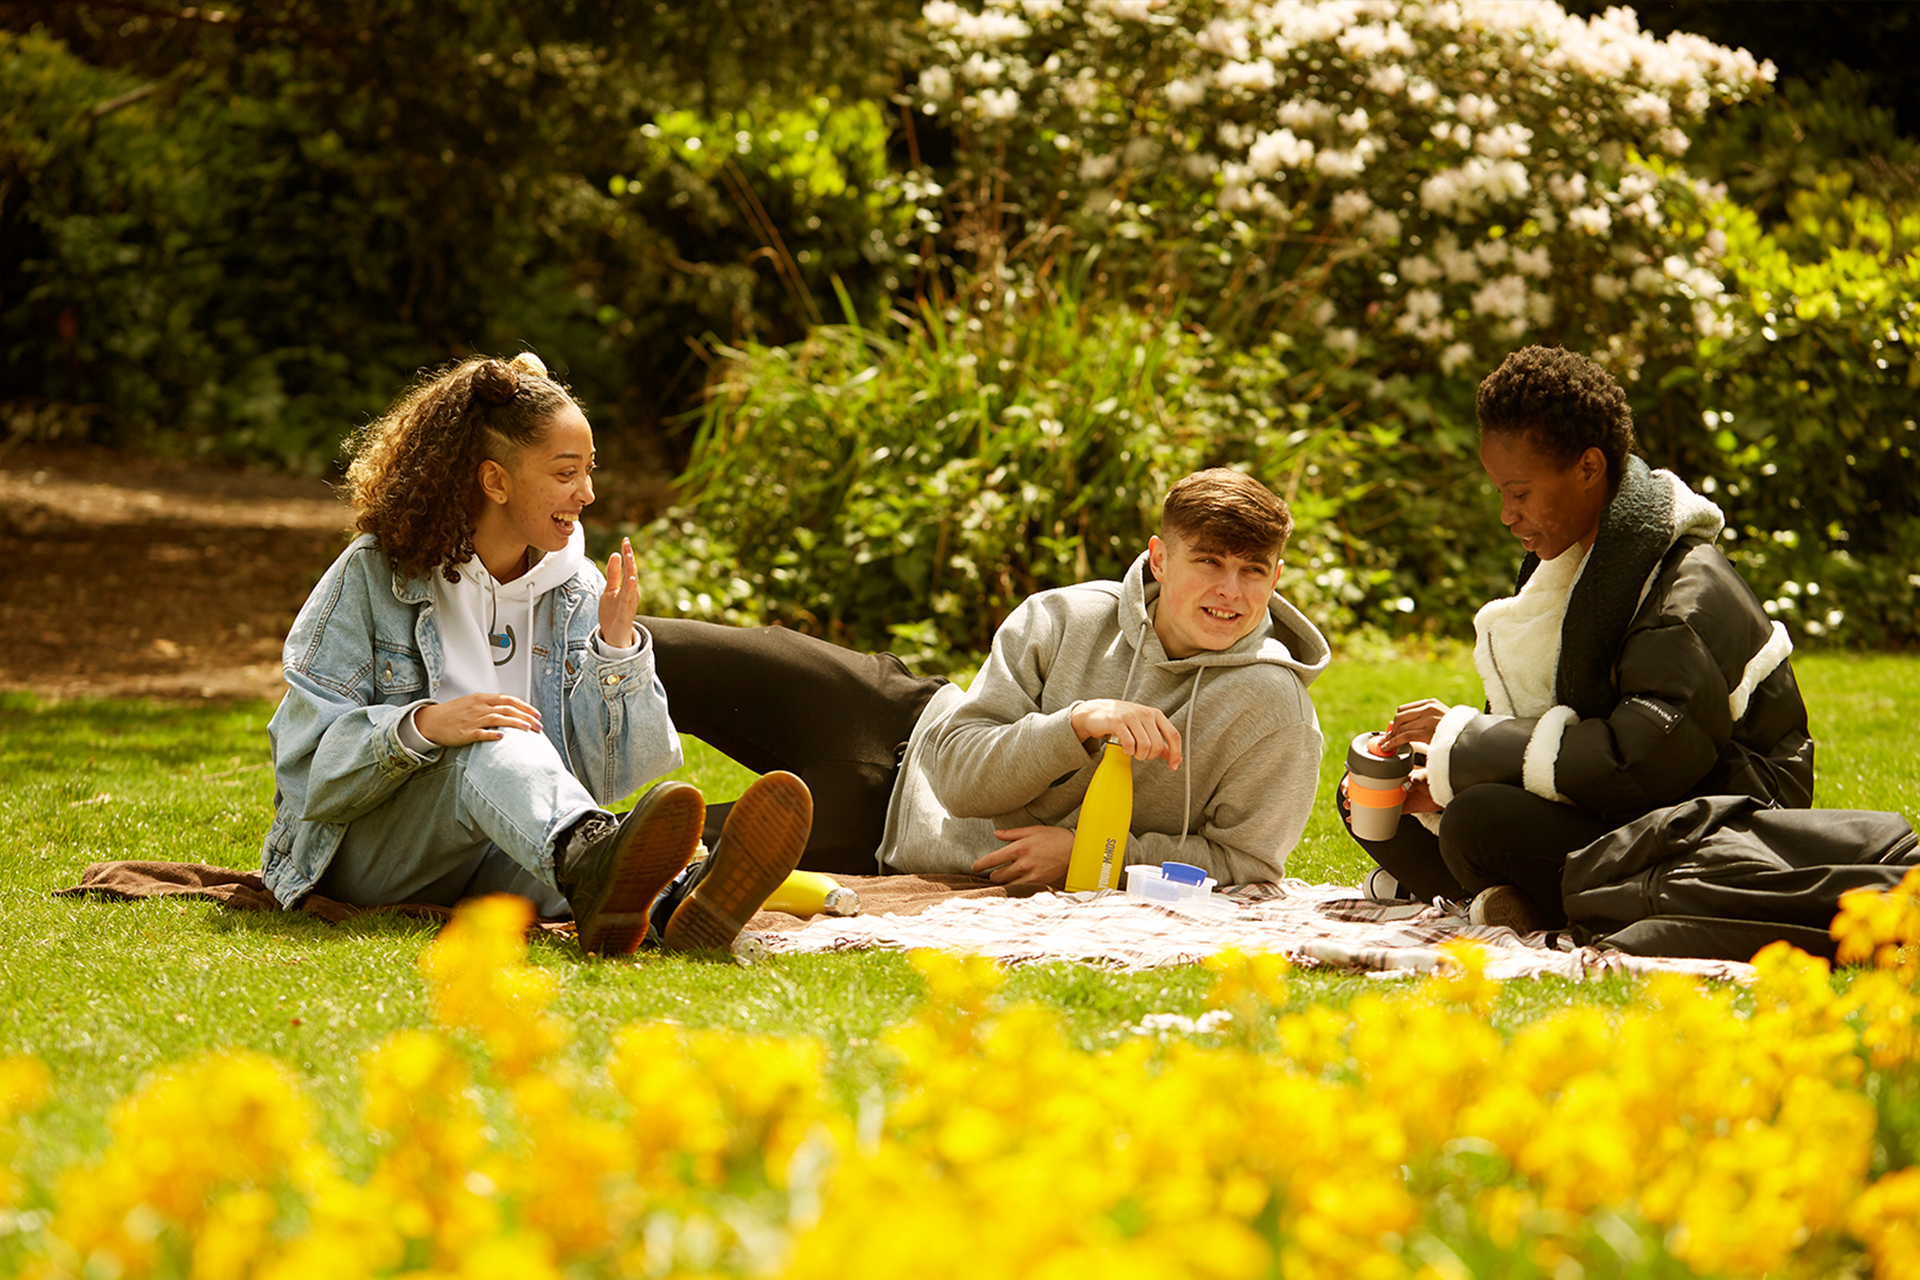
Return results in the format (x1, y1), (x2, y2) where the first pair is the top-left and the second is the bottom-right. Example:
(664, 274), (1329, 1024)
(575, 92), (918, 416)
(1667, 176), (1920, 647)
(630, 4), (1917, 657)
(0, 31), (409, 462)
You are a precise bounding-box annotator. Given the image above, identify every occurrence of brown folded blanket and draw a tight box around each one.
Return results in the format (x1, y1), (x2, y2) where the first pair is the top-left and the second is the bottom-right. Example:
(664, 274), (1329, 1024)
(55, 860), (569, 933)
(55, 861), (1021, 936)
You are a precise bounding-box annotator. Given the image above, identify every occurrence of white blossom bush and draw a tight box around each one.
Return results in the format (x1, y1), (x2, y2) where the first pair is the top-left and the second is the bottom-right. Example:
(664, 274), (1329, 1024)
(913, 0), (1772, 388)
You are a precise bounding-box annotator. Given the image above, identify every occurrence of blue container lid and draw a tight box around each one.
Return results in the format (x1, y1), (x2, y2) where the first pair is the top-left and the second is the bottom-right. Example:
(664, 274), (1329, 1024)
(1161, 861), (1206, 885)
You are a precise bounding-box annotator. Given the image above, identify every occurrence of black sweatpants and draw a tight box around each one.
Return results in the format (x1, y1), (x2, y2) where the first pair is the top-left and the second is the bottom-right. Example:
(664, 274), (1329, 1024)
(1341, 781), (1621, 927)
(642, 617), (949, 875)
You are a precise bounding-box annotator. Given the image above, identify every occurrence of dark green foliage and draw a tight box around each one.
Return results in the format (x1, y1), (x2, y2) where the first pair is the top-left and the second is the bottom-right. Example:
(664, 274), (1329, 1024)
(0, 1), (918, 467)
(1626, 67), (1920, 648)
(1666, 178), (1920, 648)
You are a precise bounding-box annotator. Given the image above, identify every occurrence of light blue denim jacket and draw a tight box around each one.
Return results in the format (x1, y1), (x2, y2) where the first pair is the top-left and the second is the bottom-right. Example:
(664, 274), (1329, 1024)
(260, 534), (682, 906)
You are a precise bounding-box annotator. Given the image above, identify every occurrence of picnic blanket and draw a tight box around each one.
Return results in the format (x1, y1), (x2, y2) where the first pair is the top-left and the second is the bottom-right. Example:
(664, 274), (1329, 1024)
(748, 878), (1755, 981)
(59, 861), (1754, 981)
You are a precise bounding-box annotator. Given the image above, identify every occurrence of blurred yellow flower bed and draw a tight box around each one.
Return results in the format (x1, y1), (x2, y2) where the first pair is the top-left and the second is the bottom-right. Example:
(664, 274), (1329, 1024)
(4, 872), (1918, 1280)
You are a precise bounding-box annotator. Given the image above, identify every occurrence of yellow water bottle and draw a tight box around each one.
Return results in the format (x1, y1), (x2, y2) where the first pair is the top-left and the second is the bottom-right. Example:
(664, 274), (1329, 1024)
(762, 869), (860, 917)
(1065, 739), (1132, 892)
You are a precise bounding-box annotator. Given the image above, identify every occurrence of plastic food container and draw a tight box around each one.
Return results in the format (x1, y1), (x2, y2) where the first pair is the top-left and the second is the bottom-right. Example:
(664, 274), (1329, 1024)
(1125, 861), (1219, 904)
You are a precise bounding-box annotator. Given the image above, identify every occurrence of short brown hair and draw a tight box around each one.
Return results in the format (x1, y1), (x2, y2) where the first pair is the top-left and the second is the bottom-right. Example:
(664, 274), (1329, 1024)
(1161, 468), (1292, 561)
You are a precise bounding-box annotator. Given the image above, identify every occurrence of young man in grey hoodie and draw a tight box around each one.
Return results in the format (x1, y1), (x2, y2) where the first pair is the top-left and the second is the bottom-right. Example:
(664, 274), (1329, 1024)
(642, 468), (1331, 888)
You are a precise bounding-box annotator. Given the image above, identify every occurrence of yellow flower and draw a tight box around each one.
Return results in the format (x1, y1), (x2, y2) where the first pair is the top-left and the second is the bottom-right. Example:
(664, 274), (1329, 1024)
(608, 1021), (835, 1200)
(16, 870), (1920, 1279)
(359, 1029), (501, 1264)
(186, 1188), (277, 1280)
(416, 894), (568, 1076)
(1849, 1167), (1920, 1280)
(1846, 969), (1920, 1068)
(1432, 938), (1499, 1014)
(1203, 948), (1291, 1012)
(0, 1055), (48, 1209)
(1832, 866), (1920, 977)
(45, 1050), (330, 1278)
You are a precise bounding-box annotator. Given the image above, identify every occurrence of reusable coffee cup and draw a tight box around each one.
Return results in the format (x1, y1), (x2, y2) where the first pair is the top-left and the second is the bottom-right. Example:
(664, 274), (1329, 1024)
(1344, 731), (1414, 841)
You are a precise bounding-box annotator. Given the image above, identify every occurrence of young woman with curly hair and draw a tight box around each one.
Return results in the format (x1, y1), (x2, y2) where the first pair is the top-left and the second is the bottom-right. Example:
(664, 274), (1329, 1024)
(261, 353), (810, 956)
(1341, 345), (1815, 941)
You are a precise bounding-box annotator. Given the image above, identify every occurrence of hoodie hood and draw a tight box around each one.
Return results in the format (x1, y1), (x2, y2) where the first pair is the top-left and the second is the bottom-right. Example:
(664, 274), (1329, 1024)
(1119, 550), (1331, 686)
(480, 524), (586, 603)
(433, 524), (588, 701)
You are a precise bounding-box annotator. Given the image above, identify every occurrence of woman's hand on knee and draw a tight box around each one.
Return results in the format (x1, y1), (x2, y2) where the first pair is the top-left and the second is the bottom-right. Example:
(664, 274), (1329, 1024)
(415, 694), (543, 746)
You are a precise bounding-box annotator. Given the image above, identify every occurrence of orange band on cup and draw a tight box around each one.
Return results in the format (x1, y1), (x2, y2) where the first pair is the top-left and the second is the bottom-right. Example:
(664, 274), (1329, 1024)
(1348, 782), (1407, 809)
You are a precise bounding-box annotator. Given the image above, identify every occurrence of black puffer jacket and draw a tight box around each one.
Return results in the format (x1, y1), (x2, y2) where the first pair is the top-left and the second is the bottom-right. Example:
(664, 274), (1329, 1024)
(1427, 456), (1814, 818)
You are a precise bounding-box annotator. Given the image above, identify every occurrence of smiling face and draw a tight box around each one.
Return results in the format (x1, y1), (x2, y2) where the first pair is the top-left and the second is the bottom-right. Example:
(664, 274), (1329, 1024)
(471, 404), (595, 580)
(1479, 429), (1609, 562)
(1147, 531), (1283, 658)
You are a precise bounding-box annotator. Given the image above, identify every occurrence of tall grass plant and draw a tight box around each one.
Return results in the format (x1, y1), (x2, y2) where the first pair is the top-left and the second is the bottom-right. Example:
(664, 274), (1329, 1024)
(629, 269), (1503, 663)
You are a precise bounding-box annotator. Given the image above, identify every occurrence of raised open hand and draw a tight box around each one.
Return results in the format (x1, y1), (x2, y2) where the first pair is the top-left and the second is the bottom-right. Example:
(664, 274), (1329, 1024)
(600, 536), (640, 648)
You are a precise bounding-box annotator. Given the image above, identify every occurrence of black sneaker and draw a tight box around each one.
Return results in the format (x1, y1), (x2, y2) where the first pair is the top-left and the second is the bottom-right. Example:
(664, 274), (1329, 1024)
(663, 771), (812, 953)
(557, 781), (705, 956)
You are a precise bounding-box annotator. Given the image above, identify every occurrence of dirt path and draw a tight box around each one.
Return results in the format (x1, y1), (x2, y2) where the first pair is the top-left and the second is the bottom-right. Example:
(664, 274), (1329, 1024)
(0, 445), (358, 701)
(1, 442), (678, 703)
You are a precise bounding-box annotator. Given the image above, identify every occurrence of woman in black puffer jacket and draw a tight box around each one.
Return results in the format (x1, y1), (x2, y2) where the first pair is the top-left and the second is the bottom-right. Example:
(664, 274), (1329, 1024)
(1345, 345), (1814, 931)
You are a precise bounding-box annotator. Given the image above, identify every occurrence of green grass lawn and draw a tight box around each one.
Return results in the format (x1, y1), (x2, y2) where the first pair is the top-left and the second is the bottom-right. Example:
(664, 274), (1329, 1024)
(2, 649), (1915, 1186)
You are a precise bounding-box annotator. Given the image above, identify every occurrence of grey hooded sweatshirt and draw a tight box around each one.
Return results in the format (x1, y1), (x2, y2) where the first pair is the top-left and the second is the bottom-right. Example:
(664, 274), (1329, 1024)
(877, 550), (1330, 885)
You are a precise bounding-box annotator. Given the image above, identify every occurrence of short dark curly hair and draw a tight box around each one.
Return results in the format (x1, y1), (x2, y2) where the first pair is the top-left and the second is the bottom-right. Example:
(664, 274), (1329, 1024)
(1475, 346), (1637, 496)
(343, 353), (580, 582)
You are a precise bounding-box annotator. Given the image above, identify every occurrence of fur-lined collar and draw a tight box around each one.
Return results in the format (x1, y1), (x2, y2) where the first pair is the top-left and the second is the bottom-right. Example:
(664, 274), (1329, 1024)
(1498, 456), (1724, 719)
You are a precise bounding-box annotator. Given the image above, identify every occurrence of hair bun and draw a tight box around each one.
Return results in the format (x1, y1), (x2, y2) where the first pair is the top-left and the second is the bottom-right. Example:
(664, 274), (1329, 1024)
(472, 359), (520, 407)
(509, 351), (550, 380)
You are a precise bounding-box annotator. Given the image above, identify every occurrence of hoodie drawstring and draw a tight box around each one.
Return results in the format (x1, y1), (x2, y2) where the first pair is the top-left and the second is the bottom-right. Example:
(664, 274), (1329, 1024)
(1176, 667), (1204, 858)
(1118, 609), (1204, 860)
(1117, 620), (1147, 707)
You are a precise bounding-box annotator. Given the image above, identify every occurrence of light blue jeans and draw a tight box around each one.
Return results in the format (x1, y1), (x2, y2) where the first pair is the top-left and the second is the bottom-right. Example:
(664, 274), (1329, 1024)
(313, 727), (599, 918)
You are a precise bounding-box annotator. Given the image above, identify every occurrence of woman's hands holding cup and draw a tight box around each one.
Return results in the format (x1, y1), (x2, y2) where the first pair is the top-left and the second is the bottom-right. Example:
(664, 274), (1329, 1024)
(1402, 769), (1441, 814)
(1375, 698), (1452, 756)
(1360, 700), (1450, 820)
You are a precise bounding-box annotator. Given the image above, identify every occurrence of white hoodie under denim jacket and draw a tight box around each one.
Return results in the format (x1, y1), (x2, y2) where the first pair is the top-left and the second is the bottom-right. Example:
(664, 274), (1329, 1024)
(259, 534), (681, 907)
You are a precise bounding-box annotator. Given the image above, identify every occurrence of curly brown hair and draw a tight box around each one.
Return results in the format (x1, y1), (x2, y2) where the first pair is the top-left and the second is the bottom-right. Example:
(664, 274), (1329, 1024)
(1476, 346), (1637, 497)
(344, 353), (580, 582)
